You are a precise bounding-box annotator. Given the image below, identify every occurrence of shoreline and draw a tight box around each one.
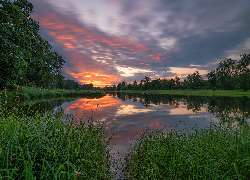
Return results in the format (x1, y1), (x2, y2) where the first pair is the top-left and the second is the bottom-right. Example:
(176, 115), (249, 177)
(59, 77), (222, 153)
(113, 89), (250, 97)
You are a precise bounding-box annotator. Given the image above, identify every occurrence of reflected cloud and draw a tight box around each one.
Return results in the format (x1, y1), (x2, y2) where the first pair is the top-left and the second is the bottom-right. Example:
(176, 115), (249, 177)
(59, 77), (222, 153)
(169, 104), (208, 115)
(115, 105), (155, 116)
(64, 95), (122, 114)
(147, 118), (170, 128)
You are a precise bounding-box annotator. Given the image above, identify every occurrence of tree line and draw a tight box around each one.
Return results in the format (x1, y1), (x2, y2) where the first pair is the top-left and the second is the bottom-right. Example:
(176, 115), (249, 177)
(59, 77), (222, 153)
(107, 53), (250, 91)
(58, 79), (98, 90)
(0, 0), (95, 91)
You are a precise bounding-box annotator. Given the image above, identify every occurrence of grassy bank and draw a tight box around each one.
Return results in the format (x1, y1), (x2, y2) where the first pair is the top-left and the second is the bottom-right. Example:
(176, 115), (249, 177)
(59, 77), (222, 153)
(0, 107), (114, 179)
(123, 124), (250, 179)
(0, 86), (105, 103)
(118, 89), (250, 97)
(1, 94), (250, 179)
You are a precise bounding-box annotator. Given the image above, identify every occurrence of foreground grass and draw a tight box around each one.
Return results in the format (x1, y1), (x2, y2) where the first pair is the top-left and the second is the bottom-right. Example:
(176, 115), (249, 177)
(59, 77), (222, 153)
(0, 108), (114, 179)
(1, 96), (250, 179)
(124, 124), (250, 179)
(119, 89), (250, 97)
(0, 86), (105, 102)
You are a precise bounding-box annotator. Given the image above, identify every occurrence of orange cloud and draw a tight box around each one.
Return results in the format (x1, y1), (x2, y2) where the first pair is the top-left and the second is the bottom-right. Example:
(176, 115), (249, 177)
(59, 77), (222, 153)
(33, 9), (173, 87)
(66, 70), (122, 87)
(63, 43), (77, 49)
(64, 95), (121, 112)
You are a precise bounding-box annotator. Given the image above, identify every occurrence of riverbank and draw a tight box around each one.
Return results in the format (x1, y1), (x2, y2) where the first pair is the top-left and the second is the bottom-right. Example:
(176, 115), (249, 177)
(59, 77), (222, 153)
(1, 104), (249, 179)
(123, 123), (250, 179)
(0, 107), (250, 179)
(0, 107), (115, 179)
(0, 86), (105, 103)
(117, 89), (250, 97)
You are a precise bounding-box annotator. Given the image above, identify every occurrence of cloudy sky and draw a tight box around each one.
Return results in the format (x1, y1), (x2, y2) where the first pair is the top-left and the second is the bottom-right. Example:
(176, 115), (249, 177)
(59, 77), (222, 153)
(28, 0), (250, 87)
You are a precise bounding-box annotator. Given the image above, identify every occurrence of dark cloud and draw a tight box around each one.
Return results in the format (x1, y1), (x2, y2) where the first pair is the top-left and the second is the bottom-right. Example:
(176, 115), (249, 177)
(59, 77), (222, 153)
(28, 0), (250, 86)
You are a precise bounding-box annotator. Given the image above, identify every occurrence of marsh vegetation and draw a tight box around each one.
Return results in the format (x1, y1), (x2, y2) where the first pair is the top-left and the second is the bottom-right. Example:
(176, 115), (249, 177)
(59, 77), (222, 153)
(1, 92), (250, 179)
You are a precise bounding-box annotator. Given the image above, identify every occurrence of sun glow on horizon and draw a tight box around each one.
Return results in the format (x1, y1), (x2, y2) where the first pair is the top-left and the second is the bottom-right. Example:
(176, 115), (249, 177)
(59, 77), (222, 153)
(65, 70), (122, 87)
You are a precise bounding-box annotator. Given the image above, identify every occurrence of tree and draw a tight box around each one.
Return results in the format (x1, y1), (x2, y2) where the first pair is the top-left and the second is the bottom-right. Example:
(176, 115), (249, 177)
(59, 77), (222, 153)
(0, 0), (36, 89)
(161, 79), (168, 90)
(132, 80), (138, 90)
(143, 76), (151, 83)
(127, 83), (132, 90)
(151, 78), (161, 90)
(0, 0), (65, 90)
(215, 58), (237, 90)
(174, 76), (180, 89)
(207, 70), (217, 90)
(237, 54), (250, 91)
(117, 83), (122, 91)
(187, 71), (203, 90)
(143, 76), (151, 90)
(168, 78), (175, 90)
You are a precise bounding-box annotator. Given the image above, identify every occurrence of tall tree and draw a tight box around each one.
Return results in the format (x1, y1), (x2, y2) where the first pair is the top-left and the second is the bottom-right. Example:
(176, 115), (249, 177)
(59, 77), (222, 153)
(0, 0), (37, 88)
(215, 58), (237, 90)
(143, 76), (151, 90)
(132, 80), (138, 90)
(143, 76), (151, 83)
(0, 0), (65, 90)
(174, 76), (180, 89)
(187, 71), (203, 90)
(207, 70), (217, 90)
(237, 54), (250, 91)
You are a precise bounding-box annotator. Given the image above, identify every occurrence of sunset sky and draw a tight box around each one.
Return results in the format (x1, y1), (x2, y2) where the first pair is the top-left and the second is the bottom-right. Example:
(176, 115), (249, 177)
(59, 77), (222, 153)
(28, 0), (250, 87)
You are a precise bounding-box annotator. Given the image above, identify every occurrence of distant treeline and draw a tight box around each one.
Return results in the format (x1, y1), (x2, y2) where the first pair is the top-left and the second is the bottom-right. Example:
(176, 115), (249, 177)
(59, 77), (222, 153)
(0, 0), (93, 91)
(107, 53), (250, 91)
(59, 79), (100, 90)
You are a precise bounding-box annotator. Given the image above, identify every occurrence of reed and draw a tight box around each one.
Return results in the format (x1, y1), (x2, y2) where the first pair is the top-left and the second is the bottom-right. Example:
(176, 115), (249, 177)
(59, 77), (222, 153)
(123, 123), (250, 179)
(0, 104), (115, 179)
(0, 86), (105, 103)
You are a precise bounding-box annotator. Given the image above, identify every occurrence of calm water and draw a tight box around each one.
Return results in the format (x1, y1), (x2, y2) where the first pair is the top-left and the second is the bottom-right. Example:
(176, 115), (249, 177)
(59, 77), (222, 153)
(5, 93), (250, 178)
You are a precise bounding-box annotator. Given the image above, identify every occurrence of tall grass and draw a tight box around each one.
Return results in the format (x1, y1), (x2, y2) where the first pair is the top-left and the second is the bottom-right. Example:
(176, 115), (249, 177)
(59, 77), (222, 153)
(0, 104), (115, 179)
(0, 86), (105, 103)
(123, 123), (250, 179)
(1, 87), (250, 179)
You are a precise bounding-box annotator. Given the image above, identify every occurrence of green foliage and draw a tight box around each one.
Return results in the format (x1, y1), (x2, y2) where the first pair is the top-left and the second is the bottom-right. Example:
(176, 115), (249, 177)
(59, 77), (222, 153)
(238, 54), (250, 91)
(60, 79), (93, 90)
(0, 86), (105, 105)
(207, 54), (250, 91)
(124, 124), (250, 179)
(0, 107), (114, 179)
(0, 0), (65, 90)
(187, 71), (203, 90)
(132, 80), (138, 90)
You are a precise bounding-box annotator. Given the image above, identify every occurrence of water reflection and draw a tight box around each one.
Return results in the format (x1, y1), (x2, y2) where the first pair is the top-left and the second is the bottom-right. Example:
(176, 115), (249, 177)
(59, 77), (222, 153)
(3, 93), (250, 178)
(115, 93), (250, 126)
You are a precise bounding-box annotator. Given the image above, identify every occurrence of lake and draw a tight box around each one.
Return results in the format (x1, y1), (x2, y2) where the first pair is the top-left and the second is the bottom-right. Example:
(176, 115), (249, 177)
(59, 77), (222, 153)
(6, 92), (250, 178)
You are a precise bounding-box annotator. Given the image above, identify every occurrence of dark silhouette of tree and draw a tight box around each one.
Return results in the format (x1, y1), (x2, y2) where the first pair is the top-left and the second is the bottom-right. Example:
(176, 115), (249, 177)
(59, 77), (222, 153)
(215, 58), (238, 90)
(132, 80), (138, 90)
(237, 54), (250, 91)
(207, 70), (217, 90)
(143, 76), (151, 83)
(187, 71), (203, 90)
(174, 76), (180, 89)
